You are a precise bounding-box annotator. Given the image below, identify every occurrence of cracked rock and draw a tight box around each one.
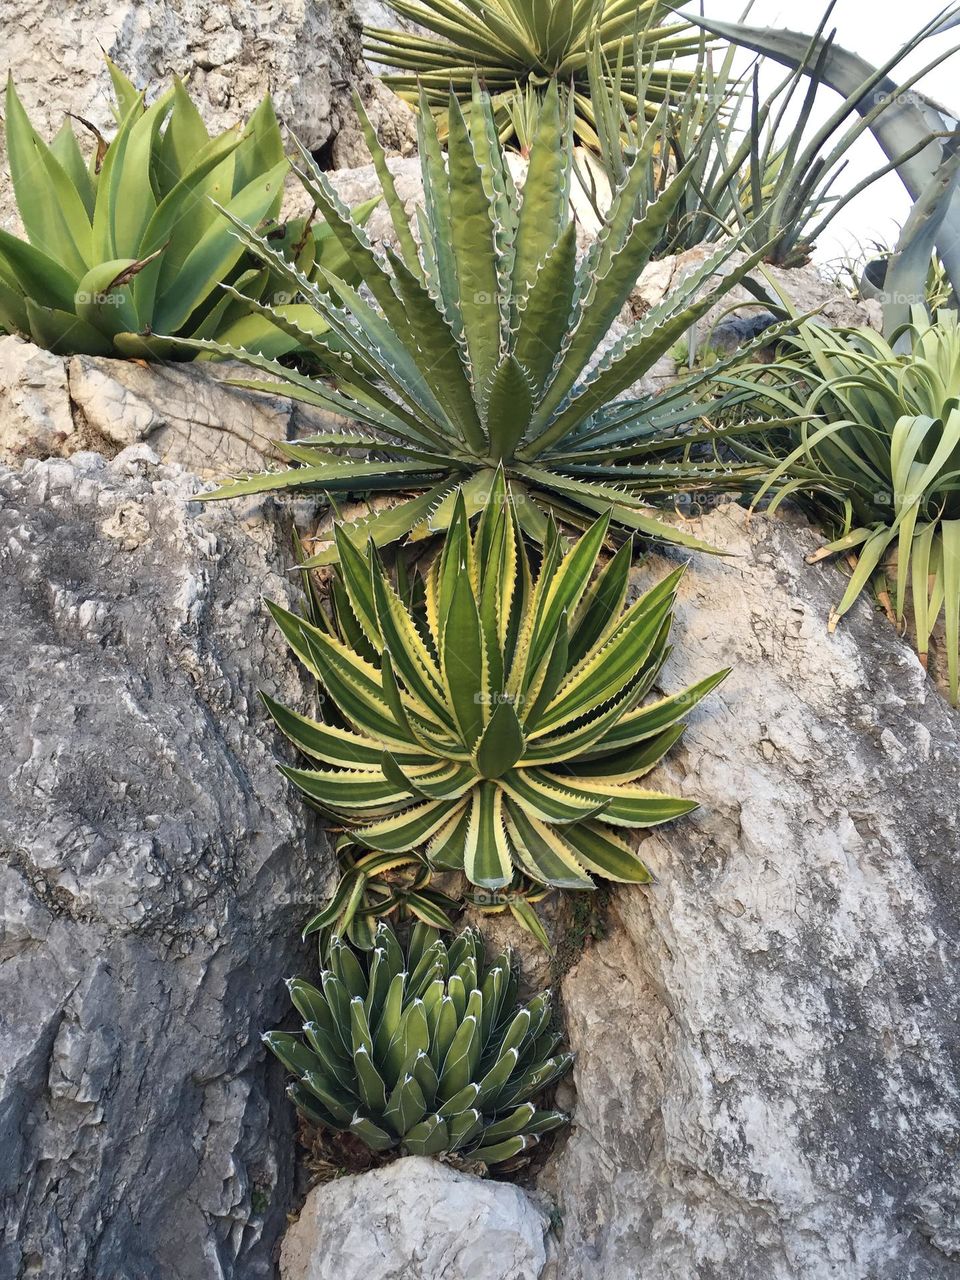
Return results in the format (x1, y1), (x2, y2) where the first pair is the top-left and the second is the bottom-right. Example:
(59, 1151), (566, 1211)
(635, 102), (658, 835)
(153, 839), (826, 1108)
(0, 335), (339, 476)
(0, 448), (333, 1280)
(280, 1157), (554, 1280)
(537, 502), (960, 1280)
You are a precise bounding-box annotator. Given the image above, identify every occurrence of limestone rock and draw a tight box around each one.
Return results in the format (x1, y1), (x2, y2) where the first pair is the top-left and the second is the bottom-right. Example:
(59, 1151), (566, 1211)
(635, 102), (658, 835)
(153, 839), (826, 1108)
(0, 336), (337, 476)
(280, 1157), (553, 1280)
(0, 335), (74, 462)
(331, 80), (419, 168)
(0, 0), (369, 223)
(0, 447), (333, 1280)
(537, 502), (960, 1280)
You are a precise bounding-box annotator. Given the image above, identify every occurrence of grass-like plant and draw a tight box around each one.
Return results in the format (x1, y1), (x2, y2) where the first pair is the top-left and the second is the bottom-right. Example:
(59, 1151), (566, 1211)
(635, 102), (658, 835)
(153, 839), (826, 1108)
(186, 80), (772, 559)
(582, 12), (950, 269)
(716, 309), (960, 704)
(0, 63), (374, 360)
(363, 0), (700, 147)
(264, 474), (726, 894)
(266, 920), (572, 1165)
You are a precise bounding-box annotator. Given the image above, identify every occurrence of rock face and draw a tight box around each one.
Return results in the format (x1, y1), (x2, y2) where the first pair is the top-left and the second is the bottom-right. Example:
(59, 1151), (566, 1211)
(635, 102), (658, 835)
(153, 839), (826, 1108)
(0, 0), (369, 220)
(539, 502), (960, 1280)
(0, 334), (335, 476)
(0, 448), (332, 1280)
(280, 1157), (553, 1280)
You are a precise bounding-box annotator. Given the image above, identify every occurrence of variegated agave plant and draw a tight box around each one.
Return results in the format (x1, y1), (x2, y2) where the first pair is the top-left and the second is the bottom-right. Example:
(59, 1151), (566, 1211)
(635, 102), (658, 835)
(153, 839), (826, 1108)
(266, 920), (571, 1164)
(264, 475), (726, 892)
(364, 0), (701, 148)
(185, 80), (772, 562)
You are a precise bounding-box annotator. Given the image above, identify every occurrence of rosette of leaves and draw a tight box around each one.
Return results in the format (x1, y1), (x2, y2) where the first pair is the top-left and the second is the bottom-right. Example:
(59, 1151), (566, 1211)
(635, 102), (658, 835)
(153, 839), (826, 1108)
(0, 63), (374, 360)
(184, 80), (775, 560)
(714, 308), (960, 704)
(262, 473), (727, 892)
(364, 0), (700, 147)
(266, 919), (571, 1164)
(305, 838), (462, 952)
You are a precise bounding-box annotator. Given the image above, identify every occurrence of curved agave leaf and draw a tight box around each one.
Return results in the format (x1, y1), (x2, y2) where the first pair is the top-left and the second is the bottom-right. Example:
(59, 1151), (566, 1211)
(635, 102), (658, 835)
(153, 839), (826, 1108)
(710, 307), (960, 703)
(0, 66), (378, 362)
(265, 475), (725, 903)
(687, 7), (960, 299)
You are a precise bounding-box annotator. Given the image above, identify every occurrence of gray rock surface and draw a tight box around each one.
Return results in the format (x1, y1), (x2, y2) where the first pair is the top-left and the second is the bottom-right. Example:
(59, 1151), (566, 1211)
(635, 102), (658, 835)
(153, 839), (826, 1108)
(280, 1157), (553, 1280)
(0, 335), (336, 476)
(0, 0), (368, 222)
(0, 447), (333, 1279)
(539, 502), (960, 1280)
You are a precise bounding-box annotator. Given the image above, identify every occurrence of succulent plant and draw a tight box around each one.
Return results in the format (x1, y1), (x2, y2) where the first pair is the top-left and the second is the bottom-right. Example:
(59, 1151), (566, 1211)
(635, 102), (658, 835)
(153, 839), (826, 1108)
(691, 6), (960, 303)
(0, 63), (374, 360)
(363, 0), (700, 148)
(266, 920), (572, 1164)
(582, 12), (951, 272)
(185, 80), (773, 560)
(714, 307), (960, 704)
(305, 838), (462, 952)
(264, 473), (726, 892)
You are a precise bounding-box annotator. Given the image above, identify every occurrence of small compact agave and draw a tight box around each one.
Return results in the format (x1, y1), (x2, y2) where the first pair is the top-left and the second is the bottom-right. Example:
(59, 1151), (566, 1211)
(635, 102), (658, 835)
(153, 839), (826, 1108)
(266, 920), (572, 1165)
(264, 473), (727, 892)
(306, 837), (462, 952)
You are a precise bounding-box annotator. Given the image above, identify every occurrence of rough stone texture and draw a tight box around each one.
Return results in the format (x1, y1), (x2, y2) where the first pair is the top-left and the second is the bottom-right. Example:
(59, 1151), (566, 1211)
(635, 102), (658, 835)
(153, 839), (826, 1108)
(330, 79), (418, 168)
(0, 335), (338, 476)
(0, 0), (372, 221)
(0, 335), (74, 463)
(537, 502), (960, 1280)
(280, 1157), (553, 1280)
(0, 447), (333, 1280)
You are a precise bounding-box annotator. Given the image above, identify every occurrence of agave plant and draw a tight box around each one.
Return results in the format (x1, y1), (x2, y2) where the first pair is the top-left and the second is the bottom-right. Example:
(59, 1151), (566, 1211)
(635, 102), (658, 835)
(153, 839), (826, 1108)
(266, 919), (572, 1164)
(690, 6), (960, 298)
(305, 838), (462, 952)
(364, 0), (700, 147)
(0, 63), (370, 360)
(715, 308), (960, 704)
(582, 11), (951, 270)
(186, 81), (774, 559)
(263, 474), (726, 891)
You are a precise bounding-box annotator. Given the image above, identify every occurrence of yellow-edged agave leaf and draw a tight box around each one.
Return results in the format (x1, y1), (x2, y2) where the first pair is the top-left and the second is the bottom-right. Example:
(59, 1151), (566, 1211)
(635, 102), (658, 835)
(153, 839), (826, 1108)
(194, 79), (770, 559)
(268, 921), (571, 1161)
(363, 0), (700, 149)
(264, 475), (725, 900)
(713, 306), (960, 704)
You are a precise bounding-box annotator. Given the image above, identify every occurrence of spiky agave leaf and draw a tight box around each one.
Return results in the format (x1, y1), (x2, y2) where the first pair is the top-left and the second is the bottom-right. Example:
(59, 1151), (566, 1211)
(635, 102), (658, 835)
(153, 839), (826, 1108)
(266, 919), (571, 1164)
(263, 473), (727, 893)
(364, 0), (701, 149)
(688, 6), (960, 297)
(187, 79), (775, 559)
(712, 306), (960, 704)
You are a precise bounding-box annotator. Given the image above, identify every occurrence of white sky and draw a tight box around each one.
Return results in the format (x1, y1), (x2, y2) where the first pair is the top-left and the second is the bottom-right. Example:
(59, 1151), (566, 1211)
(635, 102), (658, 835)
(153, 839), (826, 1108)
(691, 0), (960, 268)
